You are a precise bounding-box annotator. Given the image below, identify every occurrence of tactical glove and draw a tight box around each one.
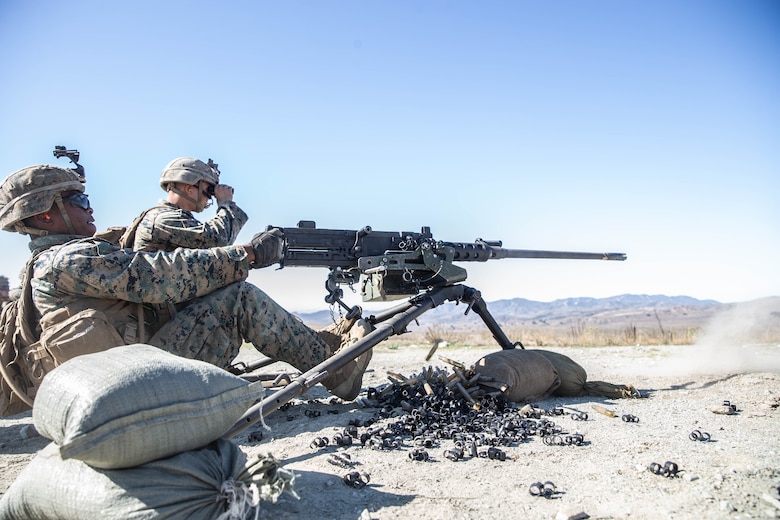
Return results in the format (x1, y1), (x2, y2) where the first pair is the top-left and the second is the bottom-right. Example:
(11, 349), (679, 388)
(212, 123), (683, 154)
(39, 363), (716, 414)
(250, 228), (285, 268)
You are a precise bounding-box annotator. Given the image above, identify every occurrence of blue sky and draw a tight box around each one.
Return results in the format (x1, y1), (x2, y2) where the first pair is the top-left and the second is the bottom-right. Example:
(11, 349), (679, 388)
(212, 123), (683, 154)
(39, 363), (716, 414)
(1, 1), (778, 312)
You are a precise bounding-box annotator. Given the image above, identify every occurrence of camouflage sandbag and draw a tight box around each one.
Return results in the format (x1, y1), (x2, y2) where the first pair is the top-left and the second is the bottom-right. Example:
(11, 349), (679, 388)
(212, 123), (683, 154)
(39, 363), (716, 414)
(531, 349), (640, 399)
(473, 349), (561, 402)
(33, 344), (263, 469)
(0, 438), (295, 520)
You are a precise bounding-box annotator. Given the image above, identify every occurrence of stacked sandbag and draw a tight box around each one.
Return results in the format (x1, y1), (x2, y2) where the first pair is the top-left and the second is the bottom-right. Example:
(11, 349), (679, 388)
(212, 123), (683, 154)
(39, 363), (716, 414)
(0, 439), (292, 520)
(0, 344), (293, 519)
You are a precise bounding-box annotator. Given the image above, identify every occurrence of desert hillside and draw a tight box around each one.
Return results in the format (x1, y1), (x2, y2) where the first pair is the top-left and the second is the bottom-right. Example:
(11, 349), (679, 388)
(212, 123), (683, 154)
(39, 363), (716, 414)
(298, 295), (780, 347)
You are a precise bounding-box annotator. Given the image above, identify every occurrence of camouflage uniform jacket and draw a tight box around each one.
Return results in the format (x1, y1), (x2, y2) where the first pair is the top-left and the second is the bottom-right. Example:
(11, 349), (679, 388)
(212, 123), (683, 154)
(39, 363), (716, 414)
(28, 233), (250, 341)
(128, 200), (248, 252)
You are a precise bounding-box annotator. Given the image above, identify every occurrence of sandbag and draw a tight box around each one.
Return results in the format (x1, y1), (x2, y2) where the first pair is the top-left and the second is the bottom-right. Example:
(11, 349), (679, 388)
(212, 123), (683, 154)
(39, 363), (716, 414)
(531, 349), (589, 397)
(33, 344), (263, 469)
(473, 349), (561, 402)
(582, 380), (640, 399)
(0, 438), (295, 520)
(532, 349), (640, 399)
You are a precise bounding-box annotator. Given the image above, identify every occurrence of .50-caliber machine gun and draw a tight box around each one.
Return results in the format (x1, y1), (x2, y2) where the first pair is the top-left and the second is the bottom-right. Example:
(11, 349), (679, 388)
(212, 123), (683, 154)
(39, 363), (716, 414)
(227, 221), (626, 437)
(278, 219), (625, 306)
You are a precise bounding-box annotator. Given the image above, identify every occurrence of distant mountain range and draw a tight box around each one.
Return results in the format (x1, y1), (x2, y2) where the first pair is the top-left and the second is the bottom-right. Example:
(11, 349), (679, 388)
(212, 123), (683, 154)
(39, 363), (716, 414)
(298, 294), (780, 332)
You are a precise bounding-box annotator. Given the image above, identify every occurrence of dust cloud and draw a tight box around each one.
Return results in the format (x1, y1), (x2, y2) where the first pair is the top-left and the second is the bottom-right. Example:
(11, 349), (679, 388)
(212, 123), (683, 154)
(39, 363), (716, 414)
(641, 297), (780, 377)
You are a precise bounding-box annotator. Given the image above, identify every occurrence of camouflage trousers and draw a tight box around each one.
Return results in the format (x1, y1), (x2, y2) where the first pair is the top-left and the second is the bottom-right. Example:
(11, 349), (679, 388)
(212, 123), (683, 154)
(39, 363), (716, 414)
(146, 281), (329, 372)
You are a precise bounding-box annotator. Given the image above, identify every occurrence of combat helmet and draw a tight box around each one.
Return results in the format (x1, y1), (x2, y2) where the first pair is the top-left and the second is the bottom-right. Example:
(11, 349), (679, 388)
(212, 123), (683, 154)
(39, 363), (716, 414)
(0, 165), (85, 236)
(159, 157), (219, 191)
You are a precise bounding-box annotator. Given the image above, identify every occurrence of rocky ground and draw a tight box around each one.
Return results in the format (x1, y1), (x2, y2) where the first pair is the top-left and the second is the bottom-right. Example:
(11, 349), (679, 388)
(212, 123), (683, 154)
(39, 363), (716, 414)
(1, 341), (779, 519)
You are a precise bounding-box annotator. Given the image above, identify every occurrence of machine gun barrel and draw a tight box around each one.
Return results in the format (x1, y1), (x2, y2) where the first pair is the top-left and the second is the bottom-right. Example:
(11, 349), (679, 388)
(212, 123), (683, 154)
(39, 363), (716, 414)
(441, 240), (627, 262)
(488, 248), (626, 261)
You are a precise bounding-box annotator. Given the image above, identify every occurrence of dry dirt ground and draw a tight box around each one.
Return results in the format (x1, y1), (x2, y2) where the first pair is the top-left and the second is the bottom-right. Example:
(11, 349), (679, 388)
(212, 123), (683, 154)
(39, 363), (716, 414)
(2, 341), (779, 520)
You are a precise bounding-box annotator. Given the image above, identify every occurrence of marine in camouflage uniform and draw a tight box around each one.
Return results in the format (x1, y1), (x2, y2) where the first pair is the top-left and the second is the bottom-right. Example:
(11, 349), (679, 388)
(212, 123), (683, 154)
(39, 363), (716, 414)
(120, 157), (248, 251)
(0, 163), (371, 401)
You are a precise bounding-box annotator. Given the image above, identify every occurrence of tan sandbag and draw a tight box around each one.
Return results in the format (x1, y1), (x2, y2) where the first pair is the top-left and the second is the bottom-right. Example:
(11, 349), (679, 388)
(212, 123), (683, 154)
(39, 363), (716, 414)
(531, 349), (588, 397)
(532, 348), (640, 398)
(473, 349), (561, 402)
(583, 381), (640, 399)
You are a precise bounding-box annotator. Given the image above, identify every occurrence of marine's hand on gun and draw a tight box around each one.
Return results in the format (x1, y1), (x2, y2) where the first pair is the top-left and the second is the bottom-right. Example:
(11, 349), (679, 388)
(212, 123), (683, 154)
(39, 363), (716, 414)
(249, 227), (285, 268)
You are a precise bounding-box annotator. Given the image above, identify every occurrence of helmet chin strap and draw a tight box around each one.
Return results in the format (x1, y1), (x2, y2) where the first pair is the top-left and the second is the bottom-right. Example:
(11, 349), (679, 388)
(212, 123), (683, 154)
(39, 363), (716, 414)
(169, 183), (209, 212)
(14, 223), (48, 237)
(53, 194), (78, 235)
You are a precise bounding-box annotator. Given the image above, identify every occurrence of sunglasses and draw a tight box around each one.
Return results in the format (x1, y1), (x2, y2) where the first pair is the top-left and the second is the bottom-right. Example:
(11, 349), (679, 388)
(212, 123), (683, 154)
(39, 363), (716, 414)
(201, 183), (216, 199)
(61, 192), (91, 211)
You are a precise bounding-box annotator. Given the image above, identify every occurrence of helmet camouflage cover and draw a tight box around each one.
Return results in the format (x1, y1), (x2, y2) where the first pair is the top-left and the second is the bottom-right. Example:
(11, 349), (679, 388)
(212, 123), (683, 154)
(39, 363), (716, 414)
(0, 165), (85, 234)
(159, 157), (219, 191)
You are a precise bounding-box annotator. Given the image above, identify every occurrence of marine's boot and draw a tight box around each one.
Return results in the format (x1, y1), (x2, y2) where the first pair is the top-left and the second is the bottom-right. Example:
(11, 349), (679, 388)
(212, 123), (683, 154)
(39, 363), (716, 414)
(320, 319), (373, 401)
(315, 315), (359, 352)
